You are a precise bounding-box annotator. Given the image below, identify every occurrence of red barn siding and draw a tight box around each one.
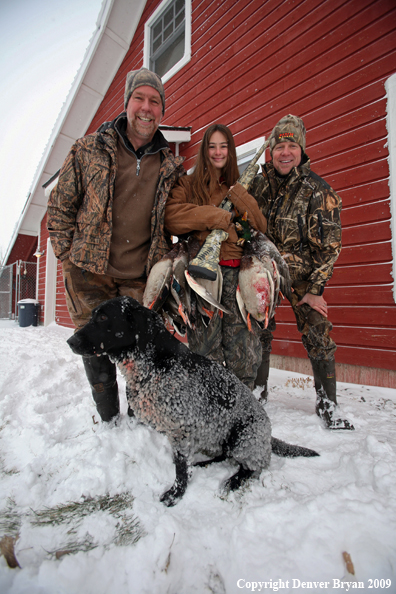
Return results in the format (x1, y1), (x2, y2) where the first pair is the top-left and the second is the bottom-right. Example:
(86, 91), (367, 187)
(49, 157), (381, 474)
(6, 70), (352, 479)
(53, 0), (395, 385)
(38, 214), (74, 328)
(54, 261), (74, 328)
(5, 234), (37, 266)
(36, 256), (46, 324)
(37, 215), (48, 325)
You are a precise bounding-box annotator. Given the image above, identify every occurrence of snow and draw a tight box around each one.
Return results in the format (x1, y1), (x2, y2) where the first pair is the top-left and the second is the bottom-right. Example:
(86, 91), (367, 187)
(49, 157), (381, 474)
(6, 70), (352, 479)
(0, 320), (395, 594)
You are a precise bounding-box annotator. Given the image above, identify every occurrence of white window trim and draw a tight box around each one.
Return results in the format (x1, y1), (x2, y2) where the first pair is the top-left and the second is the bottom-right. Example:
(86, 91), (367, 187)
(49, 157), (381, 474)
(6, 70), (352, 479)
(144, 0), (192, 84)
(385, 72), (396, 303)
(236, 137), (266, 169)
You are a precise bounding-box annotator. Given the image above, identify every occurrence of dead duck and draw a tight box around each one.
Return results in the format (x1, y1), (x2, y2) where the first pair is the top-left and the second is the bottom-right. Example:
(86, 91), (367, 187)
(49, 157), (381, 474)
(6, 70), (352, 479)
(143, 243), (177, 313)
(170, 240), (193, 329)
(143, 241), (192, 336)
(237, 230), (291, 330)
(143, 237), (229, 337)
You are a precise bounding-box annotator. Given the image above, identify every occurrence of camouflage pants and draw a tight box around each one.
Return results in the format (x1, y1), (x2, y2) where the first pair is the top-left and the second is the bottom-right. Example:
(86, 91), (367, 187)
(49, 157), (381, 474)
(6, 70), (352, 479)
(260, 284), (337, 362)
(62, 259), (146, 329)
(187, 267), (262, 390)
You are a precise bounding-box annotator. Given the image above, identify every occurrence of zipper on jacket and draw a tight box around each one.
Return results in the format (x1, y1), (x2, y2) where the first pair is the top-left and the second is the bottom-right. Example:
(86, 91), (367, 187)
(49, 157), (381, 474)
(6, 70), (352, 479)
(317, 212), (324, 243)
(297, 214), (305, 254)
(136, 151), (164, 176)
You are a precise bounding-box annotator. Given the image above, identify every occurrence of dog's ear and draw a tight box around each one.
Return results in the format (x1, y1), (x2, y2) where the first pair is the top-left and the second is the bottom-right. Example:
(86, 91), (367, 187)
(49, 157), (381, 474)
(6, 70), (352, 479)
(121, 297), (169, 346)
(119, 296), (141, 311)
(119, 296), (150, 326)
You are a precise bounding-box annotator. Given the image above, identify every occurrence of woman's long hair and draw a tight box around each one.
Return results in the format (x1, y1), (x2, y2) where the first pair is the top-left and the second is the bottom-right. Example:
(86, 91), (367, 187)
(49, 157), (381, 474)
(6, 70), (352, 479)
(189, 124), (240, 205)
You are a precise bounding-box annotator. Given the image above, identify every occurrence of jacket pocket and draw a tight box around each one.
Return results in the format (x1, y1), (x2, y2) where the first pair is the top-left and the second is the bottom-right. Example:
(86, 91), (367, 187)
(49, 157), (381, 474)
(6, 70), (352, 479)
(62, 260), (83, 316)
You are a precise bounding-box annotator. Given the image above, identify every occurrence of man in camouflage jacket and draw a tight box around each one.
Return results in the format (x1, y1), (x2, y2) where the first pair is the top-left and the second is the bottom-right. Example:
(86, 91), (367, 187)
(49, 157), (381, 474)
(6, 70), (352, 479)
(47, 68), (185, 423)
(250, 114), (353, 430)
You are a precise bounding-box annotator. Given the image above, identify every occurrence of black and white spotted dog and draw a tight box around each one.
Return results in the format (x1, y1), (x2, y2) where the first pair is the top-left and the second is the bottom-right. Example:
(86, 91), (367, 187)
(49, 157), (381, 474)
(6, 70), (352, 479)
(68, 296), (318, 506)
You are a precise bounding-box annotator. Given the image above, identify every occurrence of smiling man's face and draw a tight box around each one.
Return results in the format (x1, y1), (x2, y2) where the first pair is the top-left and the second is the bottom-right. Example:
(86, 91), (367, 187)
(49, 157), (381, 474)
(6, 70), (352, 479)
(272, 141), (302, 175)
(126, 85), (163, 149)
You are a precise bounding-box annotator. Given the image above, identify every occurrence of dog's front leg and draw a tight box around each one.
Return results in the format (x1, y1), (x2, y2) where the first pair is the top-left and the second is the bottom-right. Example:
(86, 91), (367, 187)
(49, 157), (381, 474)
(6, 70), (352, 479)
(160, 450), (189, 507)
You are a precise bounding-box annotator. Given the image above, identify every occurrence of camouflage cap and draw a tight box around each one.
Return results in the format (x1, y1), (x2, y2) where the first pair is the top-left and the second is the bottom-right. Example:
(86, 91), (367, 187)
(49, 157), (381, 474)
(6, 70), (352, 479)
(124, 67), (165, 115)
(269, 114), (306, 154)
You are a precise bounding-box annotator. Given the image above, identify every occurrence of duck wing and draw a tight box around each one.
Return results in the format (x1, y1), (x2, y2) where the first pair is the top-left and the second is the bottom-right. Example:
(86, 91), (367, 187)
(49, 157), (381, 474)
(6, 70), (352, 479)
(143, 247), (177, 312)
(185, 270), (231, 314)
(170, 241), (193, 328)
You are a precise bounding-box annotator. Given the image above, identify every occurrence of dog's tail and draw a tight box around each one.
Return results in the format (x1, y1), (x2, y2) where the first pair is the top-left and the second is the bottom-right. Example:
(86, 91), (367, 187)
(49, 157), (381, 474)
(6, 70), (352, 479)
(271, 437), (319, 458)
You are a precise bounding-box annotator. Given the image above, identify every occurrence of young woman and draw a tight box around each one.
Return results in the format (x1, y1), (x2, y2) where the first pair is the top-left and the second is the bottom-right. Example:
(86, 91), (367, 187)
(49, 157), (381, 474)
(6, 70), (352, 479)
(165, 124), (268, 390)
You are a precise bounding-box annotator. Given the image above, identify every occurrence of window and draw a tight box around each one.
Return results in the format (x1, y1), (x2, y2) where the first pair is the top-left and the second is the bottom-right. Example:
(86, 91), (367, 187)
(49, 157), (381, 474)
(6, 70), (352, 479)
(236, 137), (267, 176)
(144, 0), (191, 83)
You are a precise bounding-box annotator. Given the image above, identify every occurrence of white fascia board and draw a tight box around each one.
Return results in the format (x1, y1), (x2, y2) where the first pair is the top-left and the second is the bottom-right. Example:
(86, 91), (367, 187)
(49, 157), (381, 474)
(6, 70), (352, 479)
(18, 204), (46, 236)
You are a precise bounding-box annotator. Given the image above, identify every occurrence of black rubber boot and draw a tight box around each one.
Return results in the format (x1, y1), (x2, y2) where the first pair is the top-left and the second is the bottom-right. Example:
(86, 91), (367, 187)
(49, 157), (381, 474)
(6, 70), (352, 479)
(254, 352), (270, 402)
(82, 355), (120, 422)
(311, 358), (354, 430)
(125, 387), (135, 418)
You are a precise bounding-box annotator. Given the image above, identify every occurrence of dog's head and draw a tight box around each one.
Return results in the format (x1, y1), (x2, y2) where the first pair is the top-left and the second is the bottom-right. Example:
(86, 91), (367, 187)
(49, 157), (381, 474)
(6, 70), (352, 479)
(67, 296), (164, 358)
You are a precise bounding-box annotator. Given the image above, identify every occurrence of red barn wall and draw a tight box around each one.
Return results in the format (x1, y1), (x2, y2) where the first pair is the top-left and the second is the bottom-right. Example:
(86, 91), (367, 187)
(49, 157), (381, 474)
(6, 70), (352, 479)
(5, 234), (37, 266)
(38, 214), (74, 328)
(54, 260), (74, 328)
(51, 0), (396, 385)
(37, 215), (49, 325)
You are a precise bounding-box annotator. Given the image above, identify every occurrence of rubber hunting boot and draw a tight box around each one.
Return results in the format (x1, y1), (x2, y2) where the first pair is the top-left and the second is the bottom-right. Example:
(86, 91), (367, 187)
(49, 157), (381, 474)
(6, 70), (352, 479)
(311, 358), (354, 430)
(254, 352), (270, 402)
(82, 355), (120, 422)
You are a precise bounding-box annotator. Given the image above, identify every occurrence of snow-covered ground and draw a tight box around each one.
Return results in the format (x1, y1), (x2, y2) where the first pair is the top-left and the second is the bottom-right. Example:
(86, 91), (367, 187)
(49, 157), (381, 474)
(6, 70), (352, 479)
(0, 320), (395, 594)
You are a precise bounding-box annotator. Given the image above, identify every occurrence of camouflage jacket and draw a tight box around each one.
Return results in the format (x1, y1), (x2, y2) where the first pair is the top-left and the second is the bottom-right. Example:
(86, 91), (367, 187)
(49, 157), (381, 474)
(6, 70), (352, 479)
(47, 114), (185, 276)
(250, 155), (342, 296)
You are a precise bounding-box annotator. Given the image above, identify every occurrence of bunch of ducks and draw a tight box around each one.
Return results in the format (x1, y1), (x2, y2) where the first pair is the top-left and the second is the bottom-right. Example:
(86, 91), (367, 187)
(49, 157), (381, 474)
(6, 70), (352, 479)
(143, 224), (291, 338)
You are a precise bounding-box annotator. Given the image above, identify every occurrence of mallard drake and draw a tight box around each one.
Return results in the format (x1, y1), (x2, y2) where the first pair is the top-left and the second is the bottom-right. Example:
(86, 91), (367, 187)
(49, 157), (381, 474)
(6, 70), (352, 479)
(170, 240), (192, 329)
(143, 241), (191, 336)
(143, 237), (229, 337)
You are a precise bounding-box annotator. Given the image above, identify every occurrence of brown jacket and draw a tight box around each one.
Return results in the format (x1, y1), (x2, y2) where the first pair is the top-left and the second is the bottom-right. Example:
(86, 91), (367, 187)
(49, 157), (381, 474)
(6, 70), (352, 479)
(47, 114), (185, 276)
(165, 177), (267, 261)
